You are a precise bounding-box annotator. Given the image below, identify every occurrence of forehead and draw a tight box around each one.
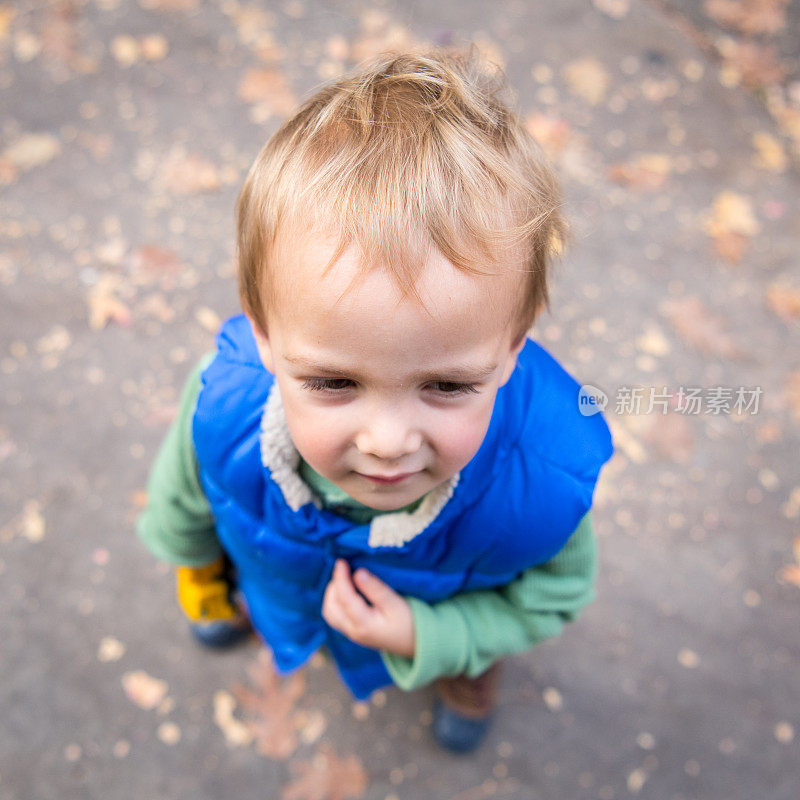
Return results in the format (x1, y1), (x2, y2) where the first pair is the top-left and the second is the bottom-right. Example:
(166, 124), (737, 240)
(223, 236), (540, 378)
(269, 229), (522, 351)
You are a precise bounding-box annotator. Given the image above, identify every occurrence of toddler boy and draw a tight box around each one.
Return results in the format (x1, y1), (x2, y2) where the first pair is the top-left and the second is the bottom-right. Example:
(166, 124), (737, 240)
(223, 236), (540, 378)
(137, 47), (613, 753)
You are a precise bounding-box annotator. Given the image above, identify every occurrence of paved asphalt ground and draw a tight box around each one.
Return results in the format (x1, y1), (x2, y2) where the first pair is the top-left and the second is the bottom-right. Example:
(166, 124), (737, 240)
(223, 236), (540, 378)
(1, 1), (799, 799)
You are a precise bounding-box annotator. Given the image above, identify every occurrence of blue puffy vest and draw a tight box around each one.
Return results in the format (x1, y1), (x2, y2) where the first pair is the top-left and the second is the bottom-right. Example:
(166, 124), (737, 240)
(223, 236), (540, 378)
(192, 314), (613, 699)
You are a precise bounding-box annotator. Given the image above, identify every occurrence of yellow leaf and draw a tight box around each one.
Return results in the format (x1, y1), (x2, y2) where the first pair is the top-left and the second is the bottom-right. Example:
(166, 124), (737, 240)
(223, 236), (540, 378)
(2, 133), (61, 170)
(767, 284), (800, 321)
(0, 6), (16, 39)
(140, 34), (168, 61)
(752, 132), (786, 171)
(110, 34), (140, 67)
(563, 58), (609, 106)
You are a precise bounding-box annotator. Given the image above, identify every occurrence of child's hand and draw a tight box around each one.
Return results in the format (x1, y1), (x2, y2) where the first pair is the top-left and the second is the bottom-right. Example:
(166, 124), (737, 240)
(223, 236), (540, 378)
(322, 559), (415, 658)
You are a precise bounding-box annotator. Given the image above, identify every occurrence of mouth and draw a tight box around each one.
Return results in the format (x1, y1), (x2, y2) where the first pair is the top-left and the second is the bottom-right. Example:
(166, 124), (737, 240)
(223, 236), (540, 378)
(358, 472), (418, 485)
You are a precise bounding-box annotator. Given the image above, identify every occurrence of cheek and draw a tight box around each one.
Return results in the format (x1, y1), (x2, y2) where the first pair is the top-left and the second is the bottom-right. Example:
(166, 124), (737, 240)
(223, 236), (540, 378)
(431, 400), (494, 468)
(280, 390), (349, 467)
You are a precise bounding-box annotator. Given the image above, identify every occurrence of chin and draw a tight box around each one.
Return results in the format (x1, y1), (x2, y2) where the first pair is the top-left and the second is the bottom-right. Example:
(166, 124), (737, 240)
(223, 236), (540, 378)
(357, 488), (423, 512)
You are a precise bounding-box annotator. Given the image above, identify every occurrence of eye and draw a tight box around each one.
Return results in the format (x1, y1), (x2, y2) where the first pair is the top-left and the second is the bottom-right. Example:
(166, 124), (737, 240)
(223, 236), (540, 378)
(302, 377), (354, 393)
(428, 381), (480, 396)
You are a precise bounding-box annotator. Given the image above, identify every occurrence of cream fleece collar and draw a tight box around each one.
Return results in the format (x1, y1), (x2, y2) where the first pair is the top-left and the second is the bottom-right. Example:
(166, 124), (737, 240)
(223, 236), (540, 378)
(259, 382), (460, 548)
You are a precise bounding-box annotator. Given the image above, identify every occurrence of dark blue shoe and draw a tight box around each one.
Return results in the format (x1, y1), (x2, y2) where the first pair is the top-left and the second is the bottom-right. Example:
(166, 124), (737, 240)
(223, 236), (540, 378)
(432, 697), (493, 754)
(190, 616), (252, 649)
(431, 662), (501, 753)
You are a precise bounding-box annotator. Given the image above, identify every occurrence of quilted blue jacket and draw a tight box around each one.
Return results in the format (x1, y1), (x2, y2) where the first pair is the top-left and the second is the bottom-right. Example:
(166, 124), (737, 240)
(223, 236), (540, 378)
(192, 314), (613, 699)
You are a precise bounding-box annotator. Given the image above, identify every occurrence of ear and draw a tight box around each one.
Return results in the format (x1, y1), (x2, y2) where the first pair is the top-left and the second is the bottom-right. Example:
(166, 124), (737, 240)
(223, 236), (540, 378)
(499, 331), (527, 386)
(246, 314), (275, 374)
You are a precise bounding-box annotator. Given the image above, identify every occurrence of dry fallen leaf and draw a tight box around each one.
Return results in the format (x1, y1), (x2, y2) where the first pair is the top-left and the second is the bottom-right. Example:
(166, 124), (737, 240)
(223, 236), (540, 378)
(87, 275), (133, 330)
(21, 500), (45, 542)
(752, 132), (787, 171)
(563, 58), (609, 106)
(281, 744), (368, 800)
(702, 191), (760, 264)
(0, 6), (16, 39)
(2, 133), (61, 170)
(110, 34), (140, 66)
(195, 306), (221, 333)
(677, 648), (699, 668)
(214, 690), (254, 747)
(157, 722), (181, 745)
(662, 296), (742, 359)
(231, 650), (306, 760)
(704, 0), (788, 35)
(129, 245), (183, 286)
(718, 40), (784, 91)
(766, 284), (800, 322)
(608, 154), (672, 190)
(159, 148), (220, 194)
(238, 69), (297, 114)
(140, 33), (169, 61)
(641, 412), (695, 463)
(779, 563), (800, 588)
(39, 0), (81, 68)
(524, 113), (572, 158)
(350, 9), (417, 62)
(122, 670), (168, 710)
(542, 686), (563, 711)
(98, 636), (126, 662)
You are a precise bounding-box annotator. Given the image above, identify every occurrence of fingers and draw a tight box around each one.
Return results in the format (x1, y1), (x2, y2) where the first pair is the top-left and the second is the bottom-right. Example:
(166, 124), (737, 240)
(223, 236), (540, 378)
(330, 560), (372, 630)
(352, 567), (396, 609)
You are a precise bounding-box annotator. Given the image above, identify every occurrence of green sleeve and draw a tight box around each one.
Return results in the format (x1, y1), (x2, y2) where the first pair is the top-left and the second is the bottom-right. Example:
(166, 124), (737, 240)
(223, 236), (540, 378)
(380, 512), (598, 691)
(135, 352), (223, 567)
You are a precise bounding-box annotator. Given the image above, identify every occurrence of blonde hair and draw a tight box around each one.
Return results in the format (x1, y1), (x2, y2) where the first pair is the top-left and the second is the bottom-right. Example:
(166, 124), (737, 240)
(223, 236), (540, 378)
(237, 46), (565, 340)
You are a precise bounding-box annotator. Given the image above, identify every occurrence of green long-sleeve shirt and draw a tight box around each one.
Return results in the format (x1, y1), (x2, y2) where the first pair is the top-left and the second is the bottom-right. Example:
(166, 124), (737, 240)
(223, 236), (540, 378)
(136, 354), (598, 691)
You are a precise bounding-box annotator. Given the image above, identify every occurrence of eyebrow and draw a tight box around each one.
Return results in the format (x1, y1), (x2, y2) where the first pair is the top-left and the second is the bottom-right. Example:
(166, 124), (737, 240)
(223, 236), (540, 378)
(283, 355), (498, 382)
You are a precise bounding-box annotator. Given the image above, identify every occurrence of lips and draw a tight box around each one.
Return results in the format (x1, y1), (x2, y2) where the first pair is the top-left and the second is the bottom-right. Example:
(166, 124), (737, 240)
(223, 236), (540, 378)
(359, 472), (417, 485)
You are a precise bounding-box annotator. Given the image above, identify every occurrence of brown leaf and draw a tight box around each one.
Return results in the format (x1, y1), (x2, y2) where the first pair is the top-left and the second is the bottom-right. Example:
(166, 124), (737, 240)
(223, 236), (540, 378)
(129, 245), (183, 287)
(608, 154), (672, 190)
(281, 744), (368, 800)
(231, 650), (306, 760)
(640, 412), (695, 464)
(778, 563), (800, 588)
(662, 296), (742, 359)
(0, 156), (17, 185)
(0, 6), (16, 39)
(766, 284), (800, 322)
(87, 275), (133, 330)
(713, 230), (749, 263)
(238, 69), (297, 114)
(703, 191), (760, 264)
(350, 10), (417, 62)
(39, 0), (79, 67)
(525, 113), (572, 158)
(720, 40), (784, 90)
(137, 292), (176, 323)
(704, 0), (788, 36)
(752, 132), (787, 171)
(159, 149), (220, 194)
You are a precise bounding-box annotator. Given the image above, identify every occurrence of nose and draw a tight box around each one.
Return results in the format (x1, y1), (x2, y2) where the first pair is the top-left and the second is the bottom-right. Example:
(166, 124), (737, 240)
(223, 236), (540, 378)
(355, 407), (423, 461)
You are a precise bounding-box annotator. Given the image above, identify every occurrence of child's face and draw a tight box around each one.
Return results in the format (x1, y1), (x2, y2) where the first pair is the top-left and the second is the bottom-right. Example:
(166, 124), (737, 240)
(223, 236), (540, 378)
(249, 232), (526, 511)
